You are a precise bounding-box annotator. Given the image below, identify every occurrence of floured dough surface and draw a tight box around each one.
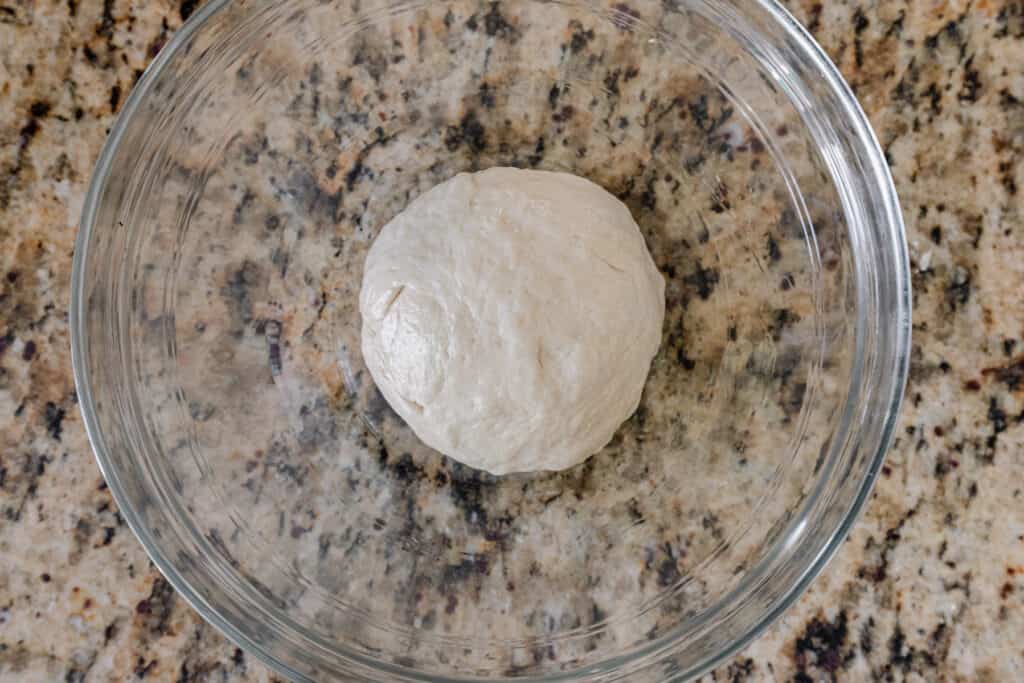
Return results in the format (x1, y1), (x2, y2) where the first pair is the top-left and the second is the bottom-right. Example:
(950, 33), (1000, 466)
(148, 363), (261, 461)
(359, 167), (664, 475)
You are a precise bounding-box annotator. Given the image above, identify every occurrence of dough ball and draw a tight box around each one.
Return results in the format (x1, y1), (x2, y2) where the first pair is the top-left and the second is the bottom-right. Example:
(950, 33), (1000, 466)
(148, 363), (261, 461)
(360, 167), (665, 475)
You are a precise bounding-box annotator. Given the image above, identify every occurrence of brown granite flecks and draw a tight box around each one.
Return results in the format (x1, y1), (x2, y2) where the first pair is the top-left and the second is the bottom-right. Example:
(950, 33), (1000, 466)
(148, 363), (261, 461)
(0, 0), (1022, 682)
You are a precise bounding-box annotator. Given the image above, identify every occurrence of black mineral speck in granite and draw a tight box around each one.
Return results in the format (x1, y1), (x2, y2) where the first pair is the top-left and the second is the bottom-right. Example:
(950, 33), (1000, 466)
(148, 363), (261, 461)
(445, 110), (487, 153)
(944, 268), (972, 310)
(109, 83), (122, 112)
(770, 308), (800, 342)
(665, 317), (697, 370)
(231, 189), (254, 225)
(483, 2), (517, 40)
(547, 83), (562, 108)
(552, 104), (575, 123)
(264, 319), (283, 376)
(221, 260), (262, 338)
(179, 0), (199, 21)
(0, 330), (14, 357)
(44, 401), (65, 441)
(709, 178), (731, 213)
(478, 82), (496, 109)
(29, 100), (50, 117)
(134, 577), (177, 634)
(793, 610), (853, 677)
(653, 544), (682, 588)
(569, 23), (595, 53)
(684, 262), (720, 299)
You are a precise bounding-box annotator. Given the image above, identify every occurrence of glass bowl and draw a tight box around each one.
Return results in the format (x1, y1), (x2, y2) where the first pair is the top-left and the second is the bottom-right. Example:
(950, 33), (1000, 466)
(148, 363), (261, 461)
(71, 0), (910, 680)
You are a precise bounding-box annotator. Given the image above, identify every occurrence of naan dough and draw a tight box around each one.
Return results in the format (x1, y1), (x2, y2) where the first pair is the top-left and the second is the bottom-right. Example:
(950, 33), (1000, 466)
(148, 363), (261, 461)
(360, 167), (664, 475)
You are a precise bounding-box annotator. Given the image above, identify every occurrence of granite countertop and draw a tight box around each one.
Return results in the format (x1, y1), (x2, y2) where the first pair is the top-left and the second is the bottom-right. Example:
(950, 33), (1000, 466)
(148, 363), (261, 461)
(1, 0), (1022, 681)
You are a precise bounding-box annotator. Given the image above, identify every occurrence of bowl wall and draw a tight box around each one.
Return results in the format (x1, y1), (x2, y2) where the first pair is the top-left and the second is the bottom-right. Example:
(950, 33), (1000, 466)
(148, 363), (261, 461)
(72, 0), (910, 680)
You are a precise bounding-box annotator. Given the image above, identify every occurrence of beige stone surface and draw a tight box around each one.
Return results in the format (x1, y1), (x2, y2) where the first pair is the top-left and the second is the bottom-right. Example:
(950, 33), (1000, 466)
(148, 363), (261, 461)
(0, 0), (1021, 681)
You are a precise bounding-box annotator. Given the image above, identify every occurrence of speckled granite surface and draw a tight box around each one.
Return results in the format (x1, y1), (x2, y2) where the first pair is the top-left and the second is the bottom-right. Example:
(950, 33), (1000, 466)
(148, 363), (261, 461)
(1, 0), (1022, 681)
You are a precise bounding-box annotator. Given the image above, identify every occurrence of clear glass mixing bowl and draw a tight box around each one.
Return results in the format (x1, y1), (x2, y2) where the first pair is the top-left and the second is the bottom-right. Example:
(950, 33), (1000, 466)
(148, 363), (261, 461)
(71, 0), (911, 680)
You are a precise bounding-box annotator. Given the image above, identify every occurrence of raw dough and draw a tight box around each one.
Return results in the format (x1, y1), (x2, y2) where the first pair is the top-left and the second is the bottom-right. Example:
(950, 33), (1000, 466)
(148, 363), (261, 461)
(360, 167), (665, 475)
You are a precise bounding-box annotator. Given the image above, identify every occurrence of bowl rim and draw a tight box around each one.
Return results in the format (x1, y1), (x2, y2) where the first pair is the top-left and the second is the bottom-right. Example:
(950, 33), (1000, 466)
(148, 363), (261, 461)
(70, 0), (911, 680)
